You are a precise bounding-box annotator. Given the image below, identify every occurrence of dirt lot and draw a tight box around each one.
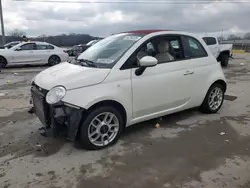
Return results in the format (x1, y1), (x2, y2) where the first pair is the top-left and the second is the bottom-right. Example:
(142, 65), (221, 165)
(1, 54), (250, 188)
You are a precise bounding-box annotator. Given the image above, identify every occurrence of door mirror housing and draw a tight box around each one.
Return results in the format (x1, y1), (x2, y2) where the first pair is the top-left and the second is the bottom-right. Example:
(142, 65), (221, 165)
(135, 56), (158, 76)
(139, 56), (158, 67)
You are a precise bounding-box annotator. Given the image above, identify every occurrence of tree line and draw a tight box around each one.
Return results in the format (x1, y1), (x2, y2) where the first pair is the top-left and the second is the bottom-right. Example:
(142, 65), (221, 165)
(3, 29), (250, 47)
(218, 32), (250, 41)
(4, 29), (102, 47)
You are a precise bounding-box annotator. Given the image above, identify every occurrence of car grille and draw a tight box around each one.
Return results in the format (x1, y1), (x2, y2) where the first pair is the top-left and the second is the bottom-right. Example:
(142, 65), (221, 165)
(31, 83), (51, 126)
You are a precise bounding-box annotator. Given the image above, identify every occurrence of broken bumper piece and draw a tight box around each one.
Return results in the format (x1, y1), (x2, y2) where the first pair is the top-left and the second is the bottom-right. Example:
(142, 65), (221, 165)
(30, 84), (84, 141)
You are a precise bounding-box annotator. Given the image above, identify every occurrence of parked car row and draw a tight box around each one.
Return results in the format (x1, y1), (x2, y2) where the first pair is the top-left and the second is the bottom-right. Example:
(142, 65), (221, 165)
(30, 30), (227, 150)
(0, 39), (103, 68)
(0, 41), (69, 68)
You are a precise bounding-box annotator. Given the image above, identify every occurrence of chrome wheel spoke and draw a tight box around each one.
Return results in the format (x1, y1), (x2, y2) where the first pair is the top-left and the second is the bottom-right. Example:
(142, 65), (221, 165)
(91, 133), (101, 142)
(209, 99), (214, 106)
(208, 87), (223, 110)
(91, 122), (99, 128)
(104, 113), (109, 123)
(88, 112), (120, 147)
(95, 117), (102, 124)
(109, 124), (119, 133)
(89, 130), (98, 137)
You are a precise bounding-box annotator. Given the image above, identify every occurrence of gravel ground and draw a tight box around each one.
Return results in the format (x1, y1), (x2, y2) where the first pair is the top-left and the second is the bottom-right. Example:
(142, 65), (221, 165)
(1, 54), (250, 188)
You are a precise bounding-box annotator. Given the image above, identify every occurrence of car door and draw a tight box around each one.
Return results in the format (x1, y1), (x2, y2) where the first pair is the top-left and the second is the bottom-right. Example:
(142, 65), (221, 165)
(181, 35), (213, 107)
(36, 44), (54, 63)
(11, 43), (38, 64)
(130, 35), (193, 121)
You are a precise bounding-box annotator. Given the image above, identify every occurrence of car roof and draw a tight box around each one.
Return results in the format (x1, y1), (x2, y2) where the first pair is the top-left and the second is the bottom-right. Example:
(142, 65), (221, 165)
(20, 41), (55, 45)
(121, 29), (173, 34)
(117, 30), (204, 40)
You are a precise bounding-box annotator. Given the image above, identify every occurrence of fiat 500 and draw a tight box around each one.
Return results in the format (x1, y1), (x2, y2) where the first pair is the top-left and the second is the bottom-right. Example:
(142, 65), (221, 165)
(30, 30), (227, 150)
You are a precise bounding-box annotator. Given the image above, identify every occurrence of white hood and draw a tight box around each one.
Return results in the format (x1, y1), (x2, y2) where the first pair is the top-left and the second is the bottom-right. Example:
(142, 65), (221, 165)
(34, 62), (111, 90)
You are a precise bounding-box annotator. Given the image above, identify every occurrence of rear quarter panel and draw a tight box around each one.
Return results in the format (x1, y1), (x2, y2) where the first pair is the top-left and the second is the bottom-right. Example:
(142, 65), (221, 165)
(201, 62), (226, 102)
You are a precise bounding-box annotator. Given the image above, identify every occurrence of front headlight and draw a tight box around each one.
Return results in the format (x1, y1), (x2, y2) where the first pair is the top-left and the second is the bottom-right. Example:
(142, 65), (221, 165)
(46, 86), (66, 104)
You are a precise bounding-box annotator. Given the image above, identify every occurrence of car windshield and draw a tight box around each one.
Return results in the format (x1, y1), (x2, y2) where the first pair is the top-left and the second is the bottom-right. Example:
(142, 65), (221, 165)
(76, 33), (145, 68)
(86, 40), (97, 46)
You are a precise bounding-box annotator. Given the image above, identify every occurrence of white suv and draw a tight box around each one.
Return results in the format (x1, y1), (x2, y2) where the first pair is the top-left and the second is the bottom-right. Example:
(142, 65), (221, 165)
(30, 30), (227, 150)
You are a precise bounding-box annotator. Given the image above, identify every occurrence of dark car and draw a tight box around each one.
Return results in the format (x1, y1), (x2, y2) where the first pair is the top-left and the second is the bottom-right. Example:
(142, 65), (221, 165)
(66, 44), (87, 57)
(66, 39), (101, 57)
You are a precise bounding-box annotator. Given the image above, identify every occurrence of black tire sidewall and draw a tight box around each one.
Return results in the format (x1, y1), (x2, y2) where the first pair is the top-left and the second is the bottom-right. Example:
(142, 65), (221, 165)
(221, 54), (229, 67)
(80, 106), (124, 150)
(201, 83), (225, 113)
(48, 55), (60, 66)
(0, 57), (7, 68)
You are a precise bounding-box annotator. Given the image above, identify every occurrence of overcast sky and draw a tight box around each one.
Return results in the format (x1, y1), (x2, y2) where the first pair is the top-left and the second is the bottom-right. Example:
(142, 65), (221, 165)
(2, 0), (250, 37)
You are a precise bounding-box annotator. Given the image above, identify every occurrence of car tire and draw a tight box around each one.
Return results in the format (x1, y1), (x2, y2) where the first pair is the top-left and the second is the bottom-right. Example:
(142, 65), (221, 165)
(200, 83), (225, 114)
(48, 55), (61, 66)
(79, 106), (124, 150)
(0, 56), (7, 69)
(220, 53), (229, 67)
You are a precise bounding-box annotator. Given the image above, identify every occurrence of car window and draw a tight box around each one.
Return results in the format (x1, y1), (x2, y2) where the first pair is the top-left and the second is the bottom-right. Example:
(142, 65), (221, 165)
(183, 36), (207, 58)
(20, 43), (36, 50)
(48, 45), (54, 49)
(37, 44), (47, 50)
(37, 44), (55, 50)
(136, 36), (184, 64)
(202, 37), (216, 45)
(77, 33), (146, 68)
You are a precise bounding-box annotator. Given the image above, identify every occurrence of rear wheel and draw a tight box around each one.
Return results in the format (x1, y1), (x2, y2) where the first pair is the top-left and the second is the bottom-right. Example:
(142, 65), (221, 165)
(79, 106), (124, 150)
(220, 53), (229, 67)
(200, 83), (225, 113)
(0, 56), (7, 69)
(48, 55), (61, 66)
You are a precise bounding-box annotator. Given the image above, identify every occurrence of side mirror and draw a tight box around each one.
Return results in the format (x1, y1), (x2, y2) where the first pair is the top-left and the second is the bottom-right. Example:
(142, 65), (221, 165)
(135, 56), (158, 76)
(15, 47), (21, 51)
(139, 56), (158, 67)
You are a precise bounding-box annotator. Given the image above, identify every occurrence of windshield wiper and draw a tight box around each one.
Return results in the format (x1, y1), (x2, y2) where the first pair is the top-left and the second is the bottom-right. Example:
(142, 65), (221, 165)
(77, 59), (97, 67)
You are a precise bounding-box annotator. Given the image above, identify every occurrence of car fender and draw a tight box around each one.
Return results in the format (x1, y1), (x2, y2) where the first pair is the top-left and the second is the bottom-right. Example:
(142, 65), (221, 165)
(62, 80), (133, 124)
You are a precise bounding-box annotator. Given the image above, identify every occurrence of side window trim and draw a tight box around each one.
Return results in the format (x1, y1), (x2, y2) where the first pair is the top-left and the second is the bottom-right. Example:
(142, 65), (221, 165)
(202, 37), (216, 46)
(180, 35), (208, 59)
(120, 34), (185, 70)
(20, 43), (36, 51)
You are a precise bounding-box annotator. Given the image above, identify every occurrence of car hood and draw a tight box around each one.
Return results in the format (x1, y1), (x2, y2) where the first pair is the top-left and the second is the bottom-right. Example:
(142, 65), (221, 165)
(0, 49), (8, 51)
(34, 62), (111, 90)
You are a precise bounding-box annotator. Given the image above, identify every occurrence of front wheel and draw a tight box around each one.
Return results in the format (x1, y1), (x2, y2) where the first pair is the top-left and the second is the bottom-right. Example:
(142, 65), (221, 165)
(79, 106), (124, 150)
(220, 54), (229, 67)
(48, 55), (61, 66)
(200, 83), (225, 113)
(0, 57), (7, 69)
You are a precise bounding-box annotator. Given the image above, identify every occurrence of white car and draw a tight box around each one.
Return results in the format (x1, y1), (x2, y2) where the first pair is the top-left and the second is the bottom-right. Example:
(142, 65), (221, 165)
(202, 36), (233, 67)
(0, 41), (69, 68)
(30, 30), (227, 150)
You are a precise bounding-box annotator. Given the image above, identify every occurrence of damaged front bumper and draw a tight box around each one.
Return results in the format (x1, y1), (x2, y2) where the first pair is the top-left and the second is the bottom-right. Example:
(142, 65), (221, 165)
(30, 83), (84, 141)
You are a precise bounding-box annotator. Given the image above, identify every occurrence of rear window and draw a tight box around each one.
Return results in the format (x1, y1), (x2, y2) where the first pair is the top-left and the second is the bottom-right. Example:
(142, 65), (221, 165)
(37, 44), (54, 50)
(202, 37), (216, 45)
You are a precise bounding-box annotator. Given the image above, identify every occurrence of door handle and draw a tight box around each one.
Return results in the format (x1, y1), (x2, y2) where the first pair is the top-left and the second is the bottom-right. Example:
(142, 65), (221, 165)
(184, 70), (194, 76)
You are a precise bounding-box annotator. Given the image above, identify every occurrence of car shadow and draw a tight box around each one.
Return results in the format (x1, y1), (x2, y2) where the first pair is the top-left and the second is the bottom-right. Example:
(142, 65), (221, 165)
(74, 108), (201, 150)
(5, 64), (49, 69)
(121, 108), (199, 139)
